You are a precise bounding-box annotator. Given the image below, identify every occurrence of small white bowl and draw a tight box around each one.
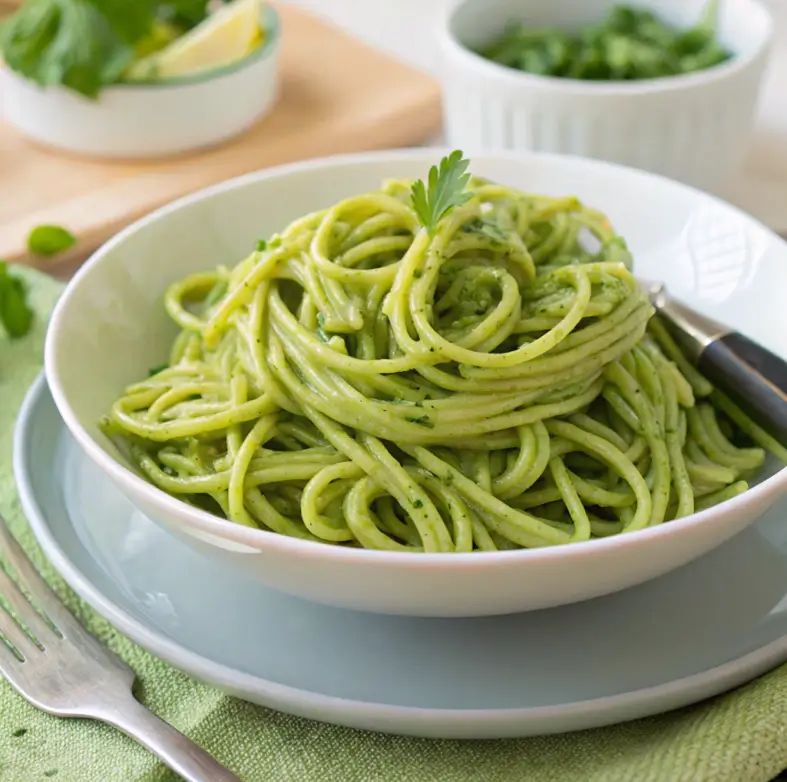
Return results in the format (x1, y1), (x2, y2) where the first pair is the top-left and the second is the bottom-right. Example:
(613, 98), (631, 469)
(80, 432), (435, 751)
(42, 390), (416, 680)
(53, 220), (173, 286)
(44, 149), (787, 618)
(439, 0), (773, 192)
(0, 5), (280, 159)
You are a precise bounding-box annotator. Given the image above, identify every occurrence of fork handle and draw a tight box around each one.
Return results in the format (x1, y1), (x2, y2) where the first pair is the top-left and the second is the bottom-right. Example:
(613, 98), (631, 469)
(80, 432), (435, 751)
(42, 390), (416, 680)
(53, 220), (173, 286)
(96, 694), (242, 782)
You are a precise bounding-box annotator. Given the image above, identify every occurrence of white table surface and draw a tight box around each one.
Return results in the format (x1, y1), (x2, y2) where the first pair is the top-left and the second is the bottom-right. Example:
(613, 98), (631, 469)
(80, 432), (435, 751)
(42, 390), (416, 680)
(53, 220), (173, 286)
(285, 0), (787, 233)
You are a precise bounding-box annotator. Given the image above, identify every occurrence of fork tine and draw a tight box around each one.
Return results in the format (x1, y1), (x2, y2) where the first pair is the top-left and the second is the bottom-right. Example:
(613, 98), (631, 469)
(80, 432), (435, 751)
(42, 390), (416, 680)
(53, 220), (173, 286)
(0, 604), (39, 660)
(0, 563), (57, 644)
(0, 513), (85, 641)
(0, 632), (24, 669)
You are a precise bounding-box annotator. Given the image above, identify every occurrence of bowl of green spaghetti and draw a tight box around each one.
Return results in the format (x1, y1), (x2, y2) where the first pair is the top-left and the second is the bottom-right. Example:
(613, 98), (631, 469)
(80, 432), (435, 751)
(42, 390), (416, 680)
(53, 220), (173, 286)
(44, 149), (787, 617)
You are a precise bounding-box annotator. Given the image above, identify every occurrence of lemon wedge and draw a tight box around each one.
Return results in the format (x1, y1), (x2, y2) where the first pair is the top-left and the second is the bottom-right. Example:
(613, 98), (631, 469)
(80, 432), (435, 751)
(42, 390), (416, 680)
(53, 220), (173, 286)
(127, 0), (265, 82)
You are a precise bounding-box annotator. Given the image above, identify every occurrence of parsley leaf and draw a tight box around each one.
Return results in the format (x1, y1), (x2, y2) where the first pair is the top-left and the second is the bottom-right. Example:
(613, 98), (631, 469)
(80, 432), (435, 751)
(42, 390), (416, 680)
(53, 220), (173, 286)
(410, 150), (473, 236)
(0, 262), (34, 339)
(27, 224), (77, 256)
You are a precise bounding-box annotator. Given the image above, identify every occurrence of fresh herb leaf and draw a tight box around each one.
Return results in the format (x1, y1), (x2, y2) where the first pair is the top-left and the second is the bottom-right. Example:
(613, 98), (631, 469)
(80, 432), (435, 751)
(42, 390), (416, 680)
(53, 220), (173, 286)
(0, 0), (222, 99)
(148, 363), (169, 376)
(0, 262), (34, 339)
(406, 415), (435, 429)
(157, 0), (234, 29)
(157, 0), (209, 28)
(0, 0), (140, 99)
(256, 239), (267, 252)
(461, 216), (509, 245)
(27, 224), (77, 256)
(698, 0), (720, 33)
(411, 150), (472, 236)
(412, 499), (424, 509)
(315, 312), (329, 343)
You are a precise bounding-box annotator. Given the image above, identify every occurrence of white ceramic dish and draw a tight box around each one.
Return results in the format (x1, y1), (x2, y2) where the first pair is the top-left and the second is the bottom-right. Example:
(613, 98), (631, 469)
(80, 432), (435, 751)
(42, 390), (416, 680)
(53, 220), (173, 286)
(0, 5), (280, 159)
(14, 376), (787, 739)
(439, 0), (773, 192)
(44, 148), (787, 618)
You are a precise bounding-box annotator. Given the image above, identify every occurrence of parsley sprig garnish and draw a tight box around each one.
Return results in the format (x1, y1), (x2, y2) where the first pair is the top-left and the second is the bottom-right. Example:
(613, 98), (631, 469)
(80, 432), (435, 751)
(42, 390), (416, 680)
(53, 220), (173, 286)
(410, 150), (472, 236)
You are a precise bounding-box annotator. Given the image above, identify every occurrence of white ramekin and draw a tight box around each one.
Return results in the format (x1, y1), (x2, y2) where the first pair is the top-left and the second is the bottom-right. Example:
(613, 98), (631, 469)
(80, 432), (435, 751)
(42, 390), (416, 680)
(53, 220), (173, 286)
(439, 0), (773, 192)
(0, 5), (280, 159)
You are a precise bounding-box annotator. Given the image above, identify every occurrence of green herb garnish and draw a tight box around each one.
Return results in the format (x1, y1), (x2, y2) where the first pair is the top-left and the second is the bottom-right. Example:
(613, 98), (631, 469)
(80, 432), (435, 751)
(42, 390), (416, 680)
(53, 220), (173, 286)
(159, 0), (215, 29)
(479, 1), (730, 81)
(411, 150), (472, 236)
(406, 415), (435, 428)
(0, 262), (34, 339)
(256, 239), (268, 252)
(148, 363), (169, 376)
(0, 0), (227, 99)
(27, 224), (76, 257)
(461, 216), (509, 245)
(315, 312), (329, 343)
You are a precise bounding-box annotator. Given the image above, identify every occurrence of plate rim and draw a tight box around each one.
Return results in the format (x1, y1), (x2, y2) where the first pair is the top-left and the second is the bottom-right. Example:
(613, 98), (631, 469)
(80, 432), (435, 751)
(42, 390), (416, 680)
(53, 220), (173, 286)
(13, 372), (787, 739)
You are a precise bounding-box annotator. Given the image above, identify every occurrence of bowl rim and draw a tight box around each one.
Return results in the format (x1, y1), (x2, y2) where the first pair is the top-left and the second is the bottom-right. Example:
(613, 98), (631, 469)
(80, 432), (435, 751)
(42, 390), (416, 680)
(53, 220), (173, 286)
(44, 147), (787, 569)
(439, 0), (773, 96)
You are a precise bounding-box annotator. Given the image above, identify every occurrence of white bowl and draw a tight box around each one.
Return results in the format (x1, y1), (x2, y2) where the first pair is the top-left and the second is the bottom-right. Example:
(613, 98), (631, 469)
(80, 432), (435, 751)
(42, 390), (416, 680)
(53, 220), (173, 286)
(439, 0), (773, 192)
(0, 5), (280, 159)
(44, 149), (787, 617)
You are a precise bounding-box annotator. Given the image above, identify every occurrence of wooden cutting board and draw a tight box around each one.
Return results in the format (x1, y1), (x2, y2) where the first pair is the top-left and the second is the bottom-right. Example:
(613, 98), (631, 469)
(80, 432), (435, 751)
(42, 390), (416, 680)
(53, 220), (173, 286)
(0, 3), (441, 277)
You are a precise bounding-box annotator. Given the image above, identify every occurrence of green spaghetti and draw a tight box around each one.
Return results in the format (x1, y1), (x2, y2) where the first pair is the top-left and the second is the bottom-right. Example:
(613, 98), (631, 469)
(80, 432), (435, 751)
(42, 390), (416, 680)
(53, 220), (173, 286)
(103, 152), (786, 552)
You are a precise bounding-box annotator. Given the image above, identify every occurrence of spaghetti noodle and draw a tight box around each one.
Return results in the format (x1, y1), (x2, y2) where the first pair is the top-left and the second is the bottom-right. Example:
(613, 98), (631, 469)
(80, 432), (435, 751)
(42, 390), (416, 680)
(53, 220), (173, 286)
(104, 162), (784, 552)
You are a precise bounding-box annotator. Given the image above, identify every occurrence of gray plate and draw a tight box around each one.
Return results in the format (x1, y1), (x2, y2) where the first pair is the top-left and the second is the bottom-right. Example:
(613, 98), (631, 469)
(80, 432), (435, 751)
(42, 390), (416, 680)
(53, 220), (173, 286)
(13, 375), (787, 739)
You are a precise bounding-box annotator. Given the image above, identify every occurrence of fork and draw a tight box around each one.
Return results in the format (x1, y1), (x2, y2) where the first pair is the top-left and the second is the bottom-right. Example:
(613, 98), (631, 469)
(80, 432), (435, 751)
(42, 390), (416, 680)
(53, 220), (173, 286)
(0, 514), (242, 782)
(638, 278), (787, 448)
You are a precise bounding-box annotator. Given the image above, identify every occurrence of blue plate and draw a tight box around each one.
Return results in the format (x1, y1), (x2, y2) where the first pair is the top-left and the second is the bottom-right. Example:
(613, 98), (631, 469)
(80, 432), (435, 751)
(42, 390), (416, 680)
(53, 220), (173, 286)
(14, 375), (787, 739)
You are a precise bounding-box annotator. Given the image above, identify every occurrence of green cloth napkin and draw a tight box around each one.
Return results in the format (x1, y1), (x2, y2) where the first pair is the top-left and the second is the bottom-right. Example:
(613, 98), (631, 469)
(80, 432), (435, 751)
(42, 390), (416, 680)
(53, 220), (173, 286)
(2, 267), (787, 782)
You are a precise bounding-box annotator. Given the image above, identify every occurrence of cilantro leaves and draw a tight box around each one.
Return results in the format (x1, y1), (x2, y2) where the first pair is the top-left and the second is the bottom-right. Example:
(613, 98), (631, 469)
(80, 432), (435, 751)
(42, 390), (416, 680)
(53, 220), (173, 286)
(410, 150), (472, 236)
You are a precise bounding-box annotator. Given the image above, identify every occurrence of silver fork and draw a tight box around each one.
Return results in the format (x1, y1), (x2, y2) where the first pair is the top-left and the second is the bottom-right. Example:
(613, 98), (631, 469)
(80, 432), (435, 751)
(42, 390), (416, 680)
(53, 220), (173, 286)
(0, 514), (242, 782)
